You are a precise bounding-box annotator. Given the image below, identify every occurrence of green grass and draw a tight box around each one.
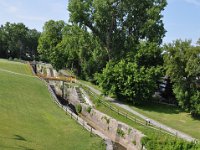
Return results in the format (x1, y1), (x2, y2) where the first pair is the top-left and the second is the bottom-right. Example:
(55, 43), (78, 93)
(79, 80), (103, 93)
(0, 59), (32, 75)
(0, 59), (105, 150)
(129, 103), (200, 140)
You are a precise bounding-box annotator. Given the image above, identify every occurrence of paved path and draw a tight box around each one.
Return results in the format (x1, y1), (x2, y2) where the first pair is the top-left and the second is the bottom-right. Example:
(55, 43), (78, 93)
(78, 81), (197, 142)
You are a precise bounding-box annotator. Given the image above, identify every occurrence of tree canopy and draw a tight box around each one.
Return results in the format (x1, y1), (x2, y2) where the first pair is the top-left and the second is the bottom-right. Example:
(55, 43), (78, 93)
(164, 40), (200, 117)
(68, 0), (167, 60)
(0, 22), (40, 60)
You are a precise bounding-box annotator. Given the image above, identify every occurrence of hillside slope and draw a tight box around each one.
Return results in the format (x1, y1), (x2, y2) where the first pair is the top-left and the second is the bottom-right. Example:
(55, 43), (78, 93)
(0, 59), (105, 150)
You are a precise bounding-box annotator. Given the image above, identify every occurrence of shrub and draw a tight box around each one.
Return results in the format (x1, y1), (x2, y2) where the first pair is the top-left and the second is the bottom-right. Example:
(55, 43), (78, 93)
(116, 128), (125, 137)
(86, 106), (92, 113)
(76, 104), (82, 114)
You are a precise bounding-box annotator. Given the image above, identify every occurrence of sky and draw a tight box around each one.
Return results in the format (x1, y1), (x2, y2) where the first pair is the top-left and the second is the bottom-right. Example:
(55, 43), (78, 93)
(0, 0), (200, 44)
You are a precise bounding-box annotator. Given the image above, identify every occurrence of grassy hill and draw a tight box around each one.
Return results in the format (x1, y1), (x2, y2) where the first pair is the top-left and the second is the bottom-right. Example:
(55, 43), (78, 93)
(0, 59), (105, 150)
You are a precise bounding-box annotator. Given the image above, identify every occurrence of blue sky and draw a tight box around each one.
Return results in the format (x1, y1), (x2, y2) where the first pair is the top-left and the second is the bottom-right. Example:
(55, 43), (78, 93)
(0, 0), (200, 44)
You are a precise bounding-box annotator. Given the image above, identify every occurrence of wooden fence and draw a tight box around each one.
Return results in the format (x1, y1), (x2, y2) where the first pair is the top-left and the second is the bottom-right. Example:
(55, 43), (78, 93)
(80, 85), (177, 138)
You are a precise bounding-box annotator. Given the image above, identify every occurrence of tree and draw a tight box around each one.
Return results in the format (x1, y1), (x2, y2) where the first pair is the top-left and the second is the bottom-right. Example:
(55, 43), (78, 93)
(68, 0), (167, 60)
(96, 42), (163, 103)
(0, 22), (40, 60)
(26, 29), (41, 60)
(56, 25), (108, 79)
(0, 25), (8, 58)
(163, 40), (200, 117)
(38, 20), (65, 62)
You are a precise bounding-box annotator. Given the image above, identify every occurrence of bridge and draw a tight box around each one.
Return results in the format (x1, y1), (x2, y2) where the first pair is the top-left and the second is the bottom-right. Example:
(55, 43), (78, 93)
(37, 74), (76, 83)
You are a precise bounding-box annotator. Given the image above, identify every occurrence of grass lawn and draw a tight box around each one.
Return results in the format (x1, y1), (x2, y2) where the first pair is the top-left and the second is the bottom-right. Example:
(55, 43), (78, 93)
(79, 80), (103, 93)
(129, 103), (200, 140)
(0, 59), (105, 150)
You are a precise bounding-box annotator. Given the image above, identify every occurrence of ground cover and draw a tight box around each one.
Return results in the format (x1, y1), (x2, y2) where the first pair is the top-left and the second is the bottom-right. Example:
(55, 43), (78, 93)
(129, 103), (200, 140)
(0, 59), (105, 150)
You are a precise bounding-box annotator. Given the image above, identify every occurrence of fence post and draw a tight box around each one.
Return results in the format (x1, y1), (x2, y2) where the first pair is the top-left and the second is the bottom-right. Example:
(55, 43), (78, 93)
(71, 112), (72, 119)
(90, 127), (92, 136)
(62, 81), (65, 98)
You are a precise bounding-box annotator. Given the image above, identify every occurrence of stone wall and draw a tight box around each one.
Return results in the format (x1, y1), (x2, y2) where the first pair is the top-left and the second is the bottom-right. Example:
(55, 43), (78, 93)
(80, 103), (144, 150)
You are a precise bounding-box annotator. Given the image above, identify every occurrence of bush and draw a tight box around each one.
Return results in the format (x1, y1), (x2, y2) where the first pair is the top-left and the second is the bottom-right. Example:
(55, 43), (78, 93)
(86, 106), (92, 113)
(116, 128), (125, 137)
(141, 134), (200, 150)
(95, 60), (162, 104)
(76, 104), (82, 114)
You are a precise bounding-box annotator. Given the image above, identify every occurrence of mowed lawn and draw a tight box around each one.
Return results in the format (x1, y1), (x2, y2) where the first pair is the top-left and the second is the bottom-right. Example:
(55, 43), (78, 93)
(0, 59), (105, 150)
(129, 103), (200, 140)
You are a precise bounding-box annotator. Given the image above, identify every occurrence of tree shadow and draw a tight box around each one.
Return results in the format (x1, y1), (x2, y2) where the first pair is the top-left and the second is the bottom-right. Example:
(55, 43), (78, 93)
(134, 102), (181, 114)
(13, 135), (27, 141)
(114, 99), (182, 114)
(189, 113), (200, 121)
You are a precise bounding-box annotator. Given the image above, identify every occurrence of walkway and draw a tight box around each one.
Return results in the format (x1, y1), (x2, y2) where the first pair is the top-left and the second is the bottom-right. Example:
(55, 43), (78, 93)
(78, 81), (196, 142)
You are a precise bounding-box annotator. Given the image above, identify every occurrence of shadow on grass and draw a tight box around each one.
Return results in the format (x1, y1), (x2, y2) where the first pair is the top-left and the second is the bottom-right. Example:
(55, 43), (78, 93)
(13, 135), (26, 141)
(114, 99), (182, 114)
(134, 103), (181, 114)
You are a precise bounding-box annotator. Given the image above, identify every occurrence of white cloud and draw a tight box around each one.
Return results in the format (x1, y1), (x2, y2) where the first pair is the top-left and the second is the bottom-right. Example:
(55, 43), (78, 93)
(184, 0), (200, 6)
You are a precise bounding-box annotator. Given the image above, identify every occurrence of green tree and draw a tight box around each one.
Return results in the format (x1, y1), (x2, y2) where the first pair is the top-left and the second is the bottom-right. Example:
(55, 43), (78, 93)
(163, 40), (200, 117)
(38, 20), (65, 62)
(0, 22), (40, 60)
(26, 29), (41, 60)
(58, 25), (108, 79)
(0, 25), (8, 58)
(68, 0), (167, 60)
(96, 42), (163, 103)
(3, 22), (28, 59)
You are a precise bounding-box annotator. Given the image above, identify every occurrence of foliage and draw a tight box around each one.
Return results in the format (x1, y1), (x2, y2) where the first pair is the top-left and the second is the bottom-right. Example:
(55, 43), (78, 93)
(38, 23), (107, 79)
(58, 25), (108, 79)
(142, 136), (200, 150)
(163, 40), (200, 117)
(116, 128), (125, 137)
(68, 0), (167, 60)
(0, 22), (40, 60)
(37, 20), (65, 63)
(76, 104), (82, 114)
(86, 106), (92, 113)
(95, 43), (163, 104)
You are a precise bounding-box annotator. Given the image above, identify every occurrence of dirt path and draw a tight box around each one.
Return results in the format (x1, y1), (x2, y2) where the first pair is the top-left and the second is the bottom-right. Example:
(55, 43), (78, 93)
(78, 81), (196, 142)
